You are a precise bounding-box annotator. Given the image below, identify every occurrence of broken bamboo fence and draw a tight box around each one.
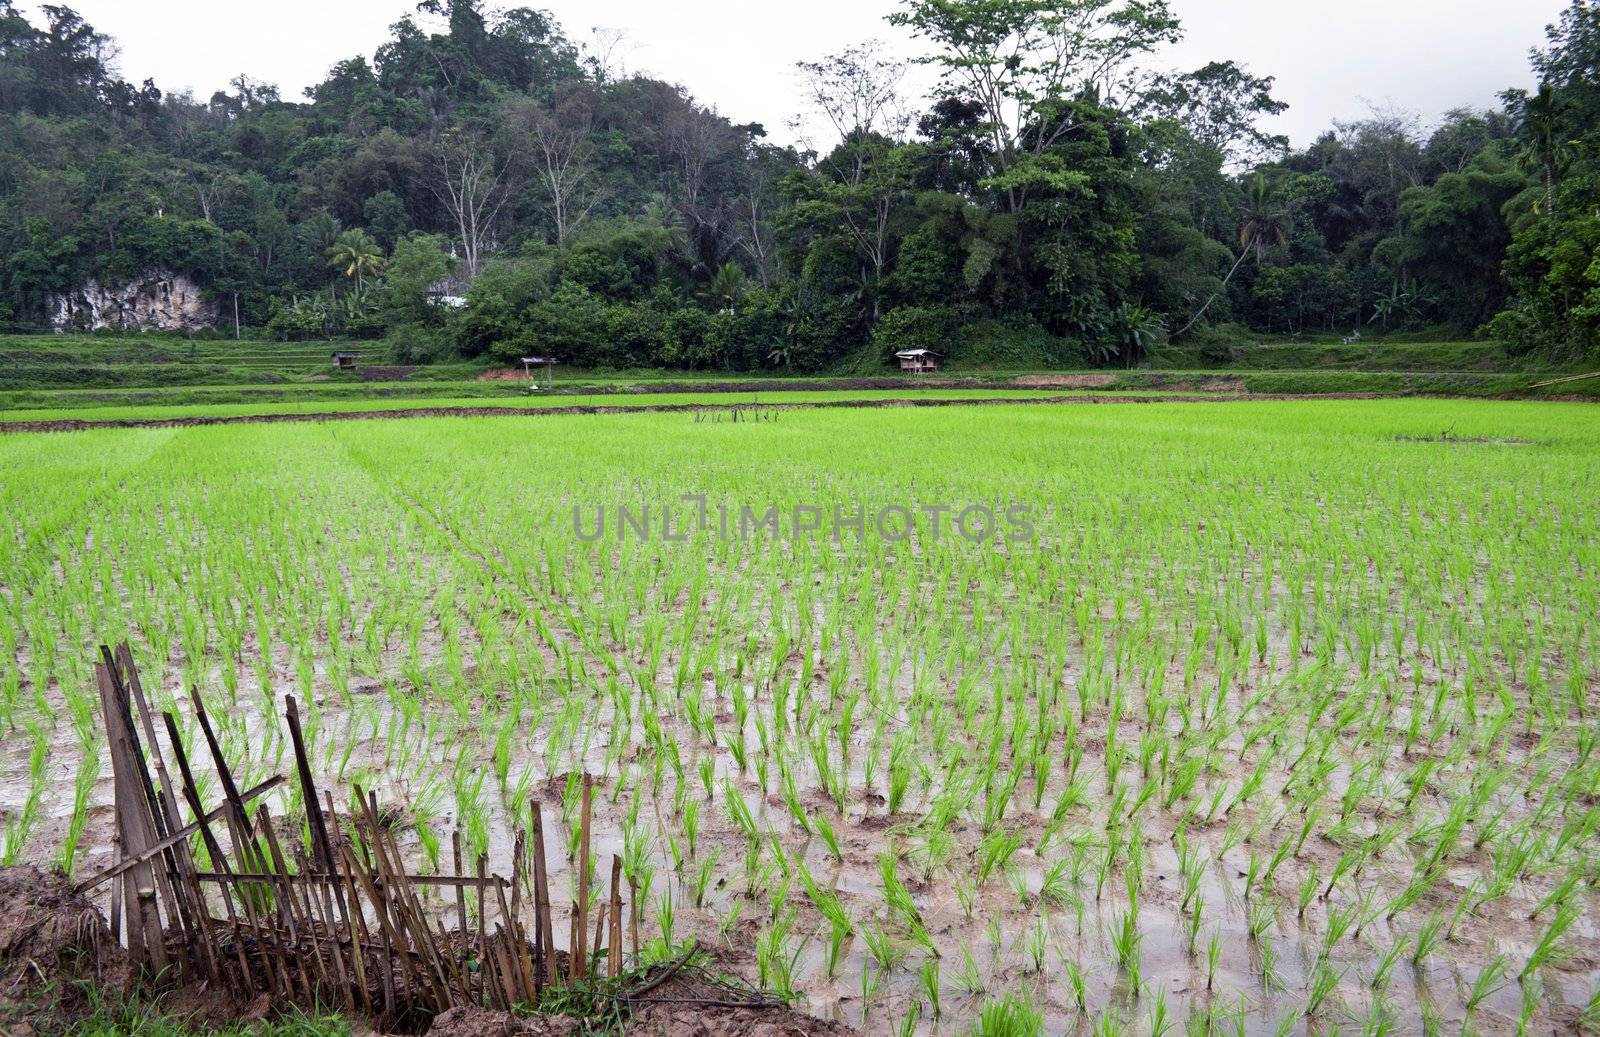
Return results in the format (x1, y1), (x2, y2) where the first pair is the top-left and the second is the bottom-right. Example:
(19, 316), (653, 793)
(77, 642), (628, 1026)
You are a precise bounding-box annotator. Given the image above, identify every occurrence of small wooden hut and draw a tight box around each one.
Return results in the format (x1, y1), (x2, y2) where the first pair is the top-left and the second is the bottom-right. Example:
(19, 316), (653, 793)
(521, 355), (558, 389)
(331, 351), (358, 371)
(895, 348), (940, 374)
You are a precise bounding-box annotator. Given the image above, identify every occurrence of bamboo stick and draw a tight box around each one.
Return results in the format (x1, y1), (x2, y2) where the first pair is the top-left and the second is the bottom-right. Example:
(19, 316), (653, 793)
(608, 855), (623, 978)
(573, 774), (592, 981)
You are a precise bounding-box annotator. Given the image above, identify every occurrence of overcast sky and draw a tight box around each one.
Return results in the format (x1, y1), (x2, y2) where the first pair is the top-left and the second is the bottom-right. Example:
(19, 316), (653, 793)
(38, 0), (1561, 148)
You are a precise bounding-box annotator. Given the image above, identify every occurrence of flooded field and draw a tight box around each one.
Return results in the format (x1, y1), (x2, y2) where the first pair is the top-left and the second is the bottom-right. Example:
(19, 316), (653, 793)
(2, 399), (1598, 1035)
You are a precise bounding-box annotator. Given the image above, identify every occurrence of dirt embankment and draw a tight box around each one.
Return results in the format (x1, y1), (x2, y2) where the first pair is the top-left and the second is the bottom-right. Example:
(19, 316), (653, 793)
(1, 865), (130, 1035)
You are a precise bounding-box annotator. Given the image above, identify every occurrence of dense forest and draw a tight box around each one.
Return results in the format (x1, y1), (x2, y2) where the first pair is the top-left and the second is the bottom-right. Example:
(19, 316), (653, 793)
(0, 0), (1596, 370)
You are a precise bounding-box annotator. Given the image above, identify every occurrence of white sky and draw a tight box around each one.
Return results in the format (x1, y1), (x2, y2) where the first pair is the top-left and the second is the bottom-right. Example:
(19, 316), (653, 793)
(39, 0), (1561, 148)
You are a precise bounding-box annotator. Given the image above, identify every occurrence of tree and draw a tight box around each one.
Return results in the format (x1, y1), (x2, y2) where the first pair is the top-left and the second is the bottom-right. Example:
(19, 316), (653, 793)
(1138, 60), (1288, 168)
(326, 228), (386, 291)
(889, 0), (1181, 212)
(701, 261), (746, 311)
(796, 42), (910, 183)
(1512, 84), (1569, 217)
(507, 90), (601, 244)
(1378, 148), (1526, 328)
(1174, 172), (1289, 336)
(429, 130), (517, 278)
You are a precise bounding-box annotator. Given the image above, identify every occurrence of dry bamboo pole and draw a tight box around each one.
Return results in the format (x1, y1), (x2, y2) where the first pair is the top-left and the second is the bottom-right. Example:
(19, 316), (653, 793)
(364, 793), (454, 1012)
(113, 645), (215, 980)
(510, 830), (524, 939)
(108, 833), (122, 946)
(191, 697), (294, 999)
(162, 711), (260, 994)
(294, 842), (355, 1012)
(190, 686), (277, 890)
(572, 774), (592, 981)
(494, 878), (535, 1005)
(339, 839), (395, 1014)
(475, 852), (492, 1006)
(452, 831), (468, 930)
(95, 659), (167, 974)
(629, 876), (639, 970)
(530, 802), (553, 989)
(357, 831), (417, 1012)
(1529, 370), (1600, 388)
(282, 696), (336, 874)
(100, 648), (193, 953)
(608, 856), (623, 978)
(253, 806), (323, 1003)
(351, 792), (426, 1011)
(322, 792), (371, 1015)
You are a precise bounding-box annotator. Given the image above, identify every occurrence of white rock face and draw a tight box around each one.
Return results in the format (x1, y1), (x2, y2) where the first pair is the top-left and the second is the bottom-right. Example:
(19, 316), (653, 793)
(46, 272), (219, 331)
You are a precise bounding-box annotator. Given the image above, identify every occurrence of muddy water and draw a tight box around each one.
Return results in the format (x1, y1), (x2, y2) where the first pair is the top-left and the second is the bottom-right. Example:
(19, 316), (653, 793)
(8, 617), (1595, 1037)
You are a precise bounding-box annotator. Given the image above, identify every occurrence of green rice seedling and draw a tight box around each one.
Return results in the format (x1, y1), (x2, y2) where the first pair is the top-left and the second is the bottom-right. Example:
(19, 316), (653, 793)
(971, 993), (1043, 1037)
(1185, 893), (1205, 956)
(1, 725), (47, 866)
(893, 1002), (921, 1037)
(1581, 979), (1600, 1031)
(1465, 953), (1510, 1014)
(654, 885), (677, 951)
(1412, 909), (1446, 966)
(1521, 899), (1578, 979)
(1024, 917), (1049, 974)
(918, 958), (942, 1019)
(1296, 866), (1319, 920)
(1007, 865), (1032, 908)
(798, 868), (852, 979)
(1146, 986), (1173, 1037)
(717, 898), (745, 941)
(1517, 972), (1543, 1035)
(1091, 1005), (1126, 1037)
(1305, 960), (1341, 1017)
(1322, 899), (1361, 955)
(861, 924), (907, 974)
(723, 779), (761, 848)
(756, 909), (806, 1000)
(56, 747), (100, 875)
(1370, 933), (1408, 993)
(691, 848), (721, 907)
(878, 852), (935, 953)
(1206, 928), (1222, 991)
(977, 828), (1025, 886)
(812, 812), (843, 862)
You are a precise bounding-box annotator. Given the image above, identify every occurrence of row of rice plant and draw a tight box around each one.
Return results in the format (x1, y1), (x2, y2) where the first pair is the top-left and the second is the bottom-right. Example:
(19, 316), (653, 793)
(0, 399), (1597, 1034)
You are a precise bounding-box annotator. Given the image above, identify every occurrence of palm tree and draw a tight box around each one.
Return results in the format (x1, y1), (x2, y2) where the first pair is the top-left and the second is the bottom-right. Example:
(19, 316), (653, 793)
(1237, 172), (1292, 261)
(701, 261), (746, 313)
(1517, 84), (1568, 218)
(1174, 173), (1291, 338)
(326, 228), (386, 292)
(1111, 303), (1166, 368)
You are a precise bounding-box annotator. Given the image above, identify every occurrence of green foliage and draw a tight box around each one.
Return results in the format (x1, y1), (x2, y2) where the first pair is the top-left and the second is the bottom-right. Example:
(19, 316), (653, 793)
(872, 305), (958, 360)
(0, 0), (1589, 370)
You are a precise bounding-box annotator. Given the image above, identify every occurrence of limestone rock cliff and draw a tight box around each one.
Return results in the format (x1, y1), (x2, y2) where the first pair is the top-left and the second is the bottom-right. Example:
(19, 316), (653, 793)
(47, 272), (218, 331)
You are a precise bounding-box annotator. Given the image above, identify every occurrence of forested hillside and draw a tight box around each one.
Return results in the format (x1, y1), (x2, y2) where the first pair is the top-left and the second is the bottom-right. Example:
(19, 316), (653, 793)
(1, 0), (1596, 370)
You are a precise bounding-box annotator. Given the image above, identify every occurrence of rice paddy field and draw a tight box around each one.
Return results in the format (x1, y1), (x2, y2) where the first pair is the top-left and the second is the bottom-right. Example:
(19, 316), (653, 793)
(2, 397), (1599, 1035)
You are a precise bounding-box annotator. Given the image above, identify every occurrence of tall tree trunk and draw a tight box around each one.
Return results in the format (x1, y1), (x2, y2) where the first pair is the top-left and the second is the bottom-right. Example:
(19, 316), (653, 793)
(1174, 232), (1256, 339)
